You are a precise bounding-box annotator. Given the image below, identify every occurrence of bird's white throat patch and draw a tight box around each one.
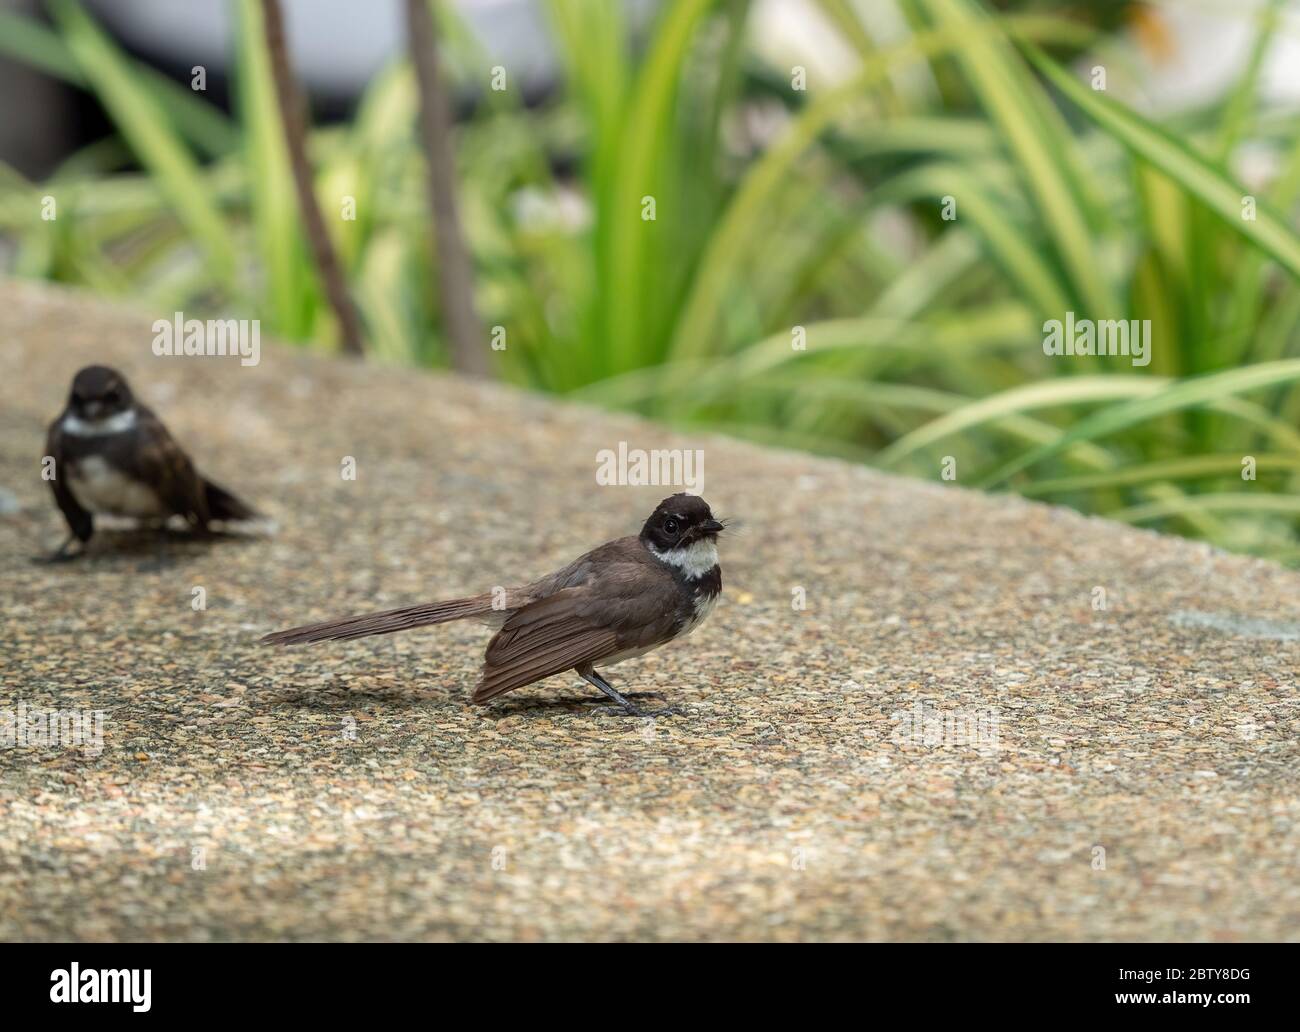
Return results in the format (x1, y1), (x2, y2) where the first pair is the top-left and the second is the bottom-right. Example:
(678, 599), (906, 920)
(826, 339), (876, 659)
(62, 408), (138, 437)
(650, 538), (718, 580)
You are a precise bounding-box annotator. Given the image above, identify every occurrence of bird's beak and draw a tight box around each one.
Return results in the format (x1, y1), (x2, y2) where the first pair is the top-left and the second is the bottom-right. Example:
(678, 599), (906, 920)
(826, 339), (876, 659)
(699, 519), (725, 536)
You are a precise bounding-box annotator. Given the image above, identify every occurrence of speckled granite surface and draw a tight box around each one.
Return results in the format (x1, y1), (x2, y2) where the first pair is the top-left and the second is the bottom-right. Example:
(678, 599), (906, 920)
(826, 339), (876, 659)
(1, 280), (1297, 941)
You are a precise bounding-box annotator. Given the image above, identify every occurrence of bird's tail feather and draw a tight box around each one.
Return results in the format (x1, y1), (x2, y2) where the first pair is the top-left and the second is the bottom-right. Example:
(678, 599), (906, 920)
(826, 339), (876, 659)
(261, 595), (495, 646)
(204, 477), (259, 522)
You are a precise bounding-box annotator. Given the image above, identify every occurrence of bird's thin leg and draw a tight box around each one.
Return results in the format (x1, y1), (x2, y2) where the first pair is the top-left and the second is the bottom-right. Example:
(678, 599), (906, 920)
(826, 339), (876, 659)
(579, 668), (680, 718)
(580, 668), (641, 714)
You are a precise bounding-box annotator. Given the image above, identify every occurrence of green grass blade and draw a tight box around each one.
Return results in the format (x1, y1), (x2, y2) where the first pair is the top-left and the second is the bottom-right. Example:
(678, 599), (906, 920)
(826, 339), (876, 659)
(920, 0), (1116, 315)
(604, 0), (714, 374)
(1022, 454), (1300, 496)
(877, 376), (1161, 468)
(0, 9), (236, 157)
(743, 375), (1119, 470)
(545, 0), (629, 382)
(668, 11), (1101, 364)
(1213, 0), (1282, 163)
(879, 163), (1072, 315)
(0, 8), (87, 83)
(1111, 493), (1300, 524)
(233, 0), (313, 336)
(980, 359), (1300, 487)
(1022, 40), (1300, 279)
(49, 0), (236, 282)
(667, 26), (961, 363)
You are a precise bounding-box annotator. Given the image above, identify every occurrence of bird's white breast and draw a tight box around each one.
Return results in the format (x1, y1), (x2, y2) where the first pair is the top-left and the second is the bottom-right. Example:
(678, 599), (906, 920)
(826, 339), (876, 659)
(66, 455), (164, 517)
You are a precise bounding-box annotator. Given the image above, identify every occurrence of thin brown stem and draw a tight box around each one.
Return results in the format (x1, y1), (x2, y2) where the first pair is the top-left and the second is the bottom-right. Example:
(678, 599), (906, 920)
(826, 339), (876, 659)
(406, 0), (489, 376)
(260, 0), (365, 356)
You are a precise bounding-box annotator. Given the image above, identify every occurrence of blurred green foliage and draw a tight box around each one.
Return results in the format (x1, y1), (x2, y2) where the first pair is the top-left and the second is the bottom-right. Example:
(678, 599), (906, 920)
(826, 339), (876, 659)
(3, 0), (1300, 561)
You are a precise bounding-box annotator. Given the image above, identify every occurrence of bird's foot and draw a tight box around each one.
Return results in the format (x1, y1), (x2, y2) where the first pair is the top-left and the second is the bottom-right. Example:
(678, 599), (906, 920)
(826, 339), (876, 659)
(578, 669), (680, 718)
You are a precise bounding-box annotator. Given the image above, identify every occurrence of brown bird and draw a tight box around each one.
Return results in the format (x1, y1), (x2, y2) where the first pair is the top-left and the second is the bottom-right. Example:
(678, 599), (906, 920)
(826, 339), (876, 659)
(43, 365), (259, 560)
(263, 493), (725, 715)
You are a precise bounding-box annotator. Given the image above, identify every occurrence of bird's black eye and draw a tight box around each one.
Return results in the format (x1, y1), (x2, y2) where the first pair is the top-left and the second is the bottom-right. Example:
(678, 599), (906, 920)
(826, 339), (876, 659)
(663, 518), (679, 534)
(104, 389), (119, 405)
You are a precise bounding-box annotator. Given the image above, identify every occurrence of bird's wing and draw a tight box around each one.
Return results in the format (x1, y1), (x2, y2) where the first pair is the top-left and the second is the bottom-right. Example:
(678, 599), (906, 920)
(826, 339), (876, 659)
(473, 585), (621, 703)
(45, 420), (92, 540)
(127, 407), (208, 521)
(474, 549), (684, 705)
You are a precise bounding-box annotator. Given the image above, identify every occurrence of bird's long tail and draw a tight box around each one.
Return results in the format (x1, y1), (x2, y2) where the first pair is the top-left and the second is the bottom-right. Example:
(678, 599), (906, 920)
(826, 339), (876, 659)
(204, 477), (259, 522)
(261, 595), (497, 646)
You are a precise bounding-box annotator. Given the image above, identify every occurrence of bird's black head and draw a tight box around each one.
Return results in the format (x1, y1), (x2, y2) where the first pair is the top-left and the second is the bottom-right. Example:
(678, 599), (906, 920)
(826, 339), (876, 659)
(68, 365), (134, 422)
(639, 493), (725, 552)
